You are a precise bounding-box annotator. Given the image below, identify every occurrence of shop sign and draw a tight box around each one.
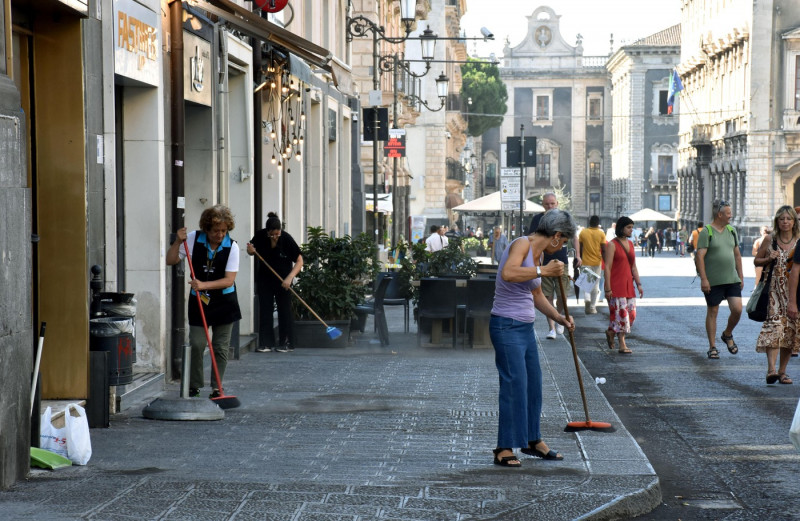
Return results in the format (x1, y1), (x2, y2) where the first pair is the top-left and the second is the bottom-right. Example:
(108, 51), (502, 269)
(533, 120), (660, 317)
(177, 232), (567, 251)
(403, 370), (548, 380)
(384, 129), (405, 158)
(183, 31), (212, 106)
(114, 0), (159, 86)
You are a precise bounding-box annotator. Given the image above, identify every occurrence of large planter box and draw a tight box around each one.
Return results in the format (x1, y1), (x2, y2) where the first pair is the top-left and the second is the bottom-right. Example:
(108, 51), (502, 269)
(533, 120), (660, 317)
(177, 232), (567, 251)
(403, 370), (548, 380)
(293, 320), (351, 348)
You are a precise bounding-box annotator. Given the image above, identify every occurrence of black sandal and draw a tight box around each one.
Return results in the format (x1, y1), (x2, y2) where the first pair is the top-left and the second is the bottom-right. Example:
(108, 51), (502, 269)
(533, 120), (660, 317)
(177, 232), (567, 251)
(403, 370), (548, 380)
(520, 440), (563, 460)
(721, 332), (738, 354)
(707, 347), (720, 359)
(493, 448), (521, 467)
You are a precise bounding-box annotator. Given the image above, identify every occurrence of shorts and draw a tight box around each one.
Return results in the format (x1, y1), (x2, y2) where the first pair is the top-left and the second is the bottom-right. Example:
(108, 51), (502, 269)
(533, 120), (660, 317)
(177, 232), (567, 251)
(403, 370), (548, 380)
(703, 282), (742, 307)
(541, 273), (571, 299)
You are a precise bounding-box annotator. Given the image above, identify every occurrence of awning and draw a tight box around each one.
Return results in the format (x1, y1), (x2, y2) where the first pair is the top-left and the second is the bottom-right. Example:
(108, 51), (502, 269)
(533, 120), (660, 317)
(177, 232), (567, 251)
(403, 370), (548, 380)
(191, 0), (340, 85)
(366, 194), (393, 214)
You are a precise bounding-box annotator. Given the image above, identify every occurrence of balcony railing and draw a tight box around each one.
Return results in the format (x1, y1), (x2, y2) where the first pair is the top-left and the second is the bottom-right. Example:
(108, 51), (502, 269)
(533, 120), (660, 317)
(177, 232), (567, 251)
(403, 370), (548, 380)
(446, 158), (466, 183)
(446, 93), (462, 112)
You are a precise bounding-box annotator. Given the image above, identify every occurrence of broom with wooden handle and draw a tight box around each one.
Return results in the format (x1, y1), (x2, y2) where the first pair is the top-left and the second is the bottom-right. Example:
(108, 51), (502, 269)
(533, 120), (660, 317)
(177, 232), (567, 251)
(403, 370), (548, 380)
(557, 276), (614, 432)
(184, 242), (240, 409)
(251, 249), (342, 340)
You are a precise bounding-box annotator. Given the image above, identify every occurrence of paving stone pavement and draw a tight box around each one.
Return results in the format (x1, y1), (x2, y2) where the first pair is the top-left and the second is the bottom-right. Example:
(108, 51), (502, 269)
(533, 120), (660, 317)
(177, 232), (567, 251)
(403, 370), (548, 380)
(1, 305), (660, 521)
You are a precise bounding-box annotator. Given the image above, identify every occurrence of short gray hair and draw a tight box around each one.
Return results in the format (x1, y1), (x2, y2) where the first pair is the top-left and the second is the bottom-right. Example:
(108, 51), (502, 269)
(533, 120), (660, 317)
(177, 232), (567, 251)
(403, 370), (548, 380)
(536, 209), (577, 239)
(712, 199), (730, 215)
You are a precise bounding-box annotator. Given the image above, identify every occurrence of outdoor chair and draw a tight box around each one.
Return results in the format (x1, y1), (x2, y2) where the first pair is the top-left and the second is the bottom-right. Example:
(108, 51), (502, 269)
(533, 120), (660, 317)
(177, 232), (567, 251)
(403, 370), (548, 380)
(354, 273), (393, 346)
(381, 272), (410, 333)
(462, 278), (496, 347)
(417, 278), (458, 348)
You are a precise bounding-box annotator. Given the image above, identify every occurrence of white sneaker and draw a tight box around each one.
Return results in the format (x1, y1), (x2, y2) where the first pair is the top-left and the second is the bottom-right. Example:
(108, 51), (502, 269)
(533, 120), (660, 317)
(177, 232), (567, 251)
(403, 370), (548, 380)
(546, 329), (557, 340)
(556, 324), (565, 335)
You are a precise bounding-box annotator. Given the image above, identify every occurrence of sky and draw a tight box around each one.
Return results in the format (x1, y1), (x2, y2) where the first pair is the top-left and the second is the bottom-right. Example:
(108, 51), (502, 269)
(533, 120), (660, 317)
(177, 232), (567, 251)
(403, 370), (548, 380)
(460, 0), (682, 59)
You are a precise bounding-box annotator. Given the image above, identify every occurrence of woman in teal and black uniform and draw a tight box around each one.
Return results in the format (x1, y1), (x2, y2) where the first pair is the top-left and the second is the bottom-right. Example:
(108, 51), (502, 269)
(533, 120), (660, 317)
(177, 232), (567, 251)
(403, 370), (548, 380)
(167, 205), (242, 398)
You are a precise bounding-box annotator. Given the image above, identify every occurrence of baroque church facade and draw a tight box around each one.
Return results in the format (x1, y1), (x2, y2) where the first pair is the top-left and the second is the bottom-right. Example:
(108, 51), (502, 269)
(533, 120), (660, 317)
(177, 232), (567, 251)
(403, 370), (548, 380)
(477, 3), (800, 246)
(480, 6), (680, 229)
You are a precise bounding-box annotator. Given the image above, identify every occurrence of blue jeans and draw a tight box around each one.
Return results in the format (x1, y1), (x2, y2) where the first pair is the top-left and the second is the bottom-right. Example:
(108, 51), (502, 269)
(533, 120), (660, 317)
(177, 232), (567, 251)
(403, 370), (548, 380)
(490, 315), (542, 448)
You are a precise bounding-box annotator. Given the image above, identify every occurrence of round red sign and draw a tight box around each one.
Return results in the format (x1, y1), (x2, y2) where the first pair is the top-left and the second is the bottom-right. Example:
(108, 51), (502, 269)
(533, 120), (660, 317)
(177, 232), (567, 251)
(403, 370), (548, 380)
(254, 0), (288, 13)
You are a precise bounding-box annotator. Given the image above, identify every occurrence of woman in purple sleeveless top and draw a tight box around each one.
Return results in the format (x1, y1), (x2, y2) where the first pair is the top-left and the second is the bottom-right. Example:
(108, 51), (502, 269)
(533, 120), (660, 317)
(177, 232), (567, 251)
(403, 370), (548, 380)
(490, 209), (576, 467)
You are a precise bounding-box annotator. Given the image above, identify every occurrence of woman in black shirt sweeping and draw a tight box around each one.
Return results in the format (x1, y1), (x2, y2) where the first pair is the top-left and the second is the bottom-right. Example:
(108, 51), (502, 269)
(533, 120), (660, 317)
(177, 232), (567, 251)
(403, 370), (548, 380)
(247, 213), (303, 352)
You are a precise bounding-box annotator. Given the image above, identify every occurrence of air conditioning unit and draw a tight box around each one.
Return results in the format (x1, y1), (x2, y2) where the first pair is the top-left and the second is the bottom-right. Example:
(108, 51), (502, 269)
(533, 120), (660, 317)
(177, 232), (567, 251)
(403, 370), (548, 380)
(667, 174), (677, 182)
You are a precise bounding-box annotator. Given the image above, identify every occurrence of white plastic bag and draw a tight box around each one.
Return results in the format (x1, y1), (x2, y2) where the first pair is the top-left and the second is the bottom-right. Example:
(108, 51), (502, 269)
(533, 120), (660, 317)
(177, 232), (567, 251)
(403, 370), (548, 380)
(575, 267), (600, 293)
(64, 403), (92, 465)
(39, 406), (69, 458)
(790, 397), (800, 453)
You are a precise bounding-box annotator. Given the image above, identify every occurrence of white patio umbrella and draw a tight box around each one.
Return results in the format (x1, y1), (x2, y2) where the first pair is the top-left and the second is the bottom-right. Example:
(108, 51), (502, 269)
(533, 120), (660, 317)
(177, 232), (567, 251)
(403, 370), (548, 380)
(452, 191), (545, 214)
(627, 208), (675, 223)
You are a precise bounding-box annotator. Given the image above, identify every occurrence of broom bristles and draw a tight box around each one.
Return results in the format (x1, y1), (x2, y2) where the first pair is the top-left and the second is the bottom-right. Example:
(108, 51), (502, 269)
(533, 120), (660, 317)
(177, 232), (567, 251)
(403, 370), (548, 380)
(564, 421), (616, 433)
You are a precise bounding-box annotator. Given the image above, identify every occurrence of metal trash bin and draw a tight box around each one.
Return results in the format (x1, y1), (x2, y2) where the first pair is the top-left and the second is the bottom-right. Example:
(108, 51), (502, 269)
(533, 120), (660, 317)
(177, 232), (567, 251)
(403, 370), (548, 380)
(97, 292), (136, 362)
(89, 317), (134, 386)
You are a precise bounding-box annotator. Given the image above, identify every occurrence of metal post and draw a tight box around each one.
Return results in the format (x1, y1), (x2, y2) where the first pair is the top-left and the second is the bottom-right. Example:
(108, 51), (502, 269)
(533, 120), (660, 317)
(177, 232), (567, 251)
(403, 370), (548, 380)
(392, 54), (399, 251)
(169, 0), (186, 380)
(372, 31), (381, 246)
(519, 125), (525, 238)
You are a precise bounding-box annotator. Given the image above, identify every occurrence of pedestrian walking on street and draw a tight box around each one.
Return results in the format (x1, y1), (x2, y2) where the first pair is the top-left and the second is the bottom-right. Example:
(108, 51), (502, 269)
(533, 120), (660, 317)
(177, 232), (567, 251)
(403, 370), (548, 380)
(603, 217), (643, 354)
(247, 212), (303, 353)
(578, 215), (606, 314)
(695, 200), (743, 360)
(526, 192), (581, 339)
(755, 206), (800, 384)
(688, 222), (703, 258)
(677, 225), (689, 257)
(489, 209), (576, 467)
(645, 227), (659, 257)
(488, 225), (509, 265)
(166, 205), (242, 398)
(425, 225), (449, 253)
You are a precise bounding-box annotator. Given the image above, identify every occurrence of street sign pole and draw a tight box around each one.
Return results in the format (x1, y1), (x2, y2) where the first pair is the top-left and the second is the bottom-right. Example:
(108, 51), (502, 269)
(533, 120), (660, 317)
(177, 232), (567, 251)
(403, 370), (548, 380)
(519, 125), (525, 238)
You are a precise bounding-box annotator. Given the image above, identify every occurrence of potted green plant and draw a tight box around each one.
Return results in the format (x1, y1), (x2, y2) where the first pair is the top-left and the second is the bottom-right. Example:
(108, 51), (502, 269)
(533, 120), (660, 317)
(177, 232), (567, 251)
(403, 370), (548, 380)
(292, 227), (380, 346)
(405, 238), (478, 333)
(426, 237), (479, 279)
(461, 236), (481, 256)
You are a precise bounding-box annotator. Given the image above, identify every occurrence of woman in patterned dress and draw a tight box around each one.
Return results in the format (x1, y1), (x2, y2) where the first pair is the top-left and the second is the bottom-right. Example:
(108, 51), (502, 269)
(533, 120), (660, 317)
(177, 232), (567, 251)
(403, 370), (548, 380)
(603, 217), (644, 354)
(754, 205), (800, 384)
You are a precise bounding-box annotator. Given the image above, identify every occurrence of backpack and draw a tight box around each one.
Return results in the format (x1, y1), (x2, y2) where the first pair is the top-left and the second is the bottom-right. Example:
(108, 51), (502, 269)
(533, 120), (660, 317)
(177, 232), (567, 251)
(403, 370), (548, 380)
(704, 224), (738, 248)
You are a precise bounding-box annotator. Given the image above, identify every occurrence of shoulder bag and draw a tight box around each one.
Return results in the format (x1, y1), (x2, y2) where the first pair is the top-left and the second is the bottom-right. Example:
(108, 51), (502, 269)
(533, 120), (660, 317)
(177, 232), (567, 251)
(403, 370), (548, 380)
(747, 241), (777, 322)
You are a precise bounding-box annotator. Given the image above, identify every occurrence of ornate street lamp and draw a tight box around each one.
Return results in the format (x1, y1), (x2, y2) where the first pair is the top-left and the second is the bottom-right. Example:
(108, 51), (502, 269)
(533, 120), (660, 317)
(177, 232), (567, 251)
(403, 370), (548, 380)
(405, 72), (449, 112)
(347, 0), (423, 245)
(419, 26), (436, 61)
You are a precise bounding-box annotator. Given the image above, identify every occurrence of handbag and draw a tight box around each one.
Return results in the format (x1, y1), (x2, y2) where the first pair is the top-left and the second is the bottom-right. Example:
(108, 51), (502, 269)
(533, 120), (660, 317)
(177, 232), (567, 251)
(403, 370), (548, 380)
(747, 241), (777, 322)
(65, 403), (92, 465)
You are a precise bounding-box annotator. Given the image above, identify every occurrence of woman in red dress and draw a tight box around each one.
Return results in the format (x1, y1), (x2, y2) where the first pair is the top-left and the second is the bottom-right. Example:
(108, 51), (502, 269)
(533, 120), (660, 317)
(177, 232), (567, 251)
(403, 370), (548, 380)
(603, 216), (644, 354)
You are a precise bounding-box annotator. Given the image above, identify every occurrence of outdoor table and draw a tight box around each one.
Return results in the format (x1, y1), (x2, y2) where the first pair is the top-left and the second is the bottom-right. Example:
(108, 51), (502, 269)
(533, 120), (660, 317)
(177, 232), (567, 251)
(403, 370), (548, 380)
(411, 278), (492, 347)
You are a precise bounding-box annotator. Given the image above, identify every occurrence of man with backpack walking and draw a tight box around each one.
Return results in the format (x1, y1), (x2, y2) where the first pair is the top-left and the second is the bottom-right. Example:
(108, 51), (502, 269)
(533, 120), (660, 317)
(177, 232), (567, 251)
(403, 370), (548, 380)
(695, 200), (744, 360)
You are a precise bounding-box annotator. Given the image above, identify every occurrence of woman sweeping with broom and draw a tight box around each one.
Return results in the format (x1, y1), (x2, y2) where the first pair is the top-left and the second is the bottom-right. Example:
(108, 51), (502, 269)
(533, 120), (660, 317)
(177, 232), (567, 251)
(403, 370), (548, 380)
(166, 205), (242, 400)
(490, 209), (576, 467)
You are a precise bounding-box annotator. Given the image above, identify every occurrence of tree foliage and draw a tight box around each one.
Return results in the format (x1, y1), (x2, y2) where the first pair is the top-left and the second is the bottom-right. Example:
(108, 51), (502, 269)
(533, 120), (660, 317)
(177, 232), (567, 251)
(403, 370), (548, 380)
(531, 184), (572, 212)
(460, 58), (508, 137)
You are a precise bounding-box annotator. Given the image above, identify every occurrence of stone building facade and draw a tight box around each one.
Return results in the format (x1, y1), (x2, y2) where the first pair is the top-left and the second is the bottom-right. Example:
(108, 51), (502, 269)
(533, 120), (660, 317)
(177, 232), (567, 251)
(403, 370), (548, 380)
(676, 0), (800, 243)
(607, 26), (681, 221)
(484, 6), (610, 228)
